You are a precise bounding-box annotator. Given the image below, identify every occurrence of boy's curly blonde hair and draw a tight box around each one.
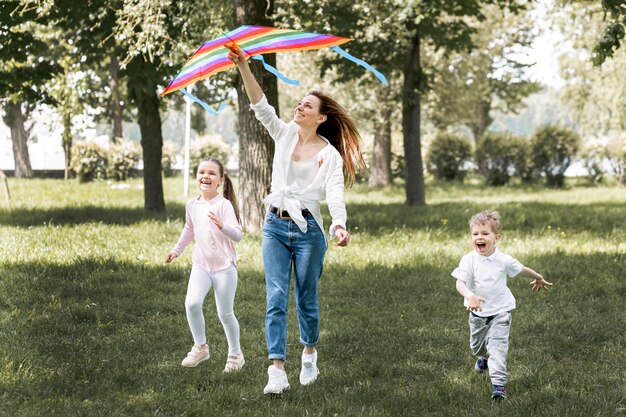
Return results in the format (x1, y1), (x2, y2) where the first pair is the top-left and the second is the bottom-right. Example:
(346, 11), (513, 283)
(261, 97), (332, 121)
(469, 210), (501, 234)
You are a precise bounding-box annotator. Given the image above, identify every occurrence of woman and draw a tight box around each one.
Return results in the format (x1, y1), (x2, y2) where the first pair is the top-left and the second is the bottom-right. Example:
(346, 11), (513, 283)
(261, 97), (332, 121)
(228, 47), (366, 394)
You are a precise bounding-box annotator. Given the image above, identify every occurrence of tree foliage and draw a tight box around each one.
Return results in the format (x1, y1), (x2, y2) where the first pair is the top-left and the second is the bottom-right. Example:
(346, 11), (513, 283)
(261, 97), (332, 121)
(591, 0), (626, 65)
(426, 132), (473, 181)
(0, 1), (58, 105)
(475, 131), (527, 185)
(0, 1), (60, 177)
(278, 0), (528, 205)
(426, 4), (540, 141)
(555, 2), (626, 139)
(31, 0), (231, 211)
(530, 125), (581, 188)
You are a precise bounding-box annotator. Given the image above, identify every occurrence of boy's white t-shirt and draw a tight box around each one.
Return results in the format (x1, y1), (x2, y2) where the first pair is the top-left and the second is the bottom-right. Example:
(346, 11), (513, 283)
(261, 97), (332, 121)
(451, 248), (523, 317)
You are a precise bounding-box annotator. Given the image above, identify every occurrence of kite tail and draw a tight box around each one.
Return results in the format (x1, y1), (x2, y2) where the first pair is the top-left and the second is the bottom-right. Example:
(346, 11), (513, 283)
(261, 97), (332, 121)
(180, 88), (227, 115)
(251, 55), (300, 86)
(330, 46), (388, 86)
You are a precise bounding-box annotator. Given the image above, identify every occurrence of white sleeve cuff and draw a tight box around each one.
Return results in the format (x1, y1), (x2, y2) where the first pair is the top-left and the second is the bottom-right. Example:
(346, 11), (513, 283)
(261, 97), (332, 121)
(328, 221), (346, 239)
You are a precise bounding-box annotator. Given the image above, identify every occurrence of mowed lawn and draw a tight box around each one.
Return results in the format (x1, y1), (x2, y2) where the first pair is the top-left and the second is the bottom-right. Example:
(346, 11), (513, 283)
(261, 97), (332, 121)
(0, 178), (624, 417)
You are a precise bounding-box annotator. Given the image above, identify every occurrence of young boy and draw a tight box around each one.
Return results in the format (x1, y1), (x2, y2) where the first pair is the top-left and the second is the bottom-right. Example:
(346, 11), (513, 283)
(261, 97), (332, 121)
(452, 210), (552, 401)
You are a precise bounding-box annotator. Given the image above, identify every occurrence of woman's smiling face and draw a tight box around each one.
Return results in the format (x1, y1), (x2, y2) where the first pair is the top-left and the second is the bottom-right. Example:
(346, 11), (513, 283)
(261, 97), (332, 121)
(293, 95), (325, 126)
(471, 222), (500, 256)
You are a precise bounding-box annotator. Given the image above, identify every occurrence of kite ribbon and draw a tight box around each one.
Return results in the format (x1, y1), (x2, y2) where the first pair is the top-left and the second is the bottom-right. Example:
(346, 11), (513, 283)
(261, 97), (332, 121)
(251, 55), (300, 86)
(180, 88), (227, 115)
(330, 46), (388, 86)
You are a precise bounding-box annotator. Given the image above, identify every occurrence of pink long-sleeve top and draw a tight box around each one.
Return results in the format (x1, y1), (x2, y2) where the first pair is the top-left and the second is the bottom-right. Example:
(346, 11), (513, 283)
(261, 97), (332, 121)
(171, 194), (242, 273)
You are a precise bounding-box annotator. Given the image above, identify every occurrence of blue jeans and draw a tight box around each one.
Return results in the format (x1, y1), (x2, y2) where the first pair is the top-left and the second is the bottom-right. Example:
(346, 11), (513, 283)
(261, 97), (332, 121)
(262, 211), (327, 361)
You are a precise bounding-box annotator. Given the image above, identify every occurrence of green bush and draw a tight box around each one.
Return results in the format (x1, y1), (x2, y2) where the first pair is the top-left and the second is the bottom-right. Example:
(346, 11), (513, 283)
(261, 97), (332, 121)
(391, 152), (405, 180)
(107, 142), (140, 181)
(606, 135), (626, 185)
(475, 132), (528, 186)
(530, 125), (581, 188)
(581, 143), (609, 185)
(161, 143), (177, 178)
(426, 133), (472, 181)
(513, 144), (535, 184)
(189, 138), (230, 175)
(70, 142), (108, 183)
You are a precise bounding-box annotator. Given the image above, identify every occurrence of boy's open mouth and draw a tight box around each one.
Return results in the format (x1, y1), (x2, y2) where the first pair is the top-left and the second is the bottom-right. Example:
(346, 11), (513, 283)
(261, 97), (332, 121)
(476, 242), (486, 250)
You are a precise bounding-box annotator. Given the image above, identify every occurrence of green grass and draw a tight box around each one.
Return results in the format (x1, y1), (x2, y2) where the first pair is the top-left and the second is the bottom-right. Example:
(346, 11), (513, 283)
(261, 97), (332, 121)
(0, 177), (624, 416)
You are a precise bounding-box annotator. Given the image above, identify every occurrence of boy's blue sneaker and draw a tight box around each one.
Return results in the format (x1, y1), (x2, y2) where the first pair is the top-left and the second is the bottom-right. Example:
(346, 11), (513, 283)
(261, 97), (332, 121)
(474, 357), (488, 373)
(491, 385), (507, 401)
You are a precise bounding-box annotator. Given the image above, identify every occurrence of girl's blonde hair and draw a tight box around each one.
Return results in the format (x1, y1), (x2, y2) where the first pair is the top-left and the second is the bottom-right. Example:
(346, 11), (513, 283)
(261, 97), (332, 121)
(201, 157), (240, 223)
(469, 210), (501, 234)
(308, 90), (367, 187)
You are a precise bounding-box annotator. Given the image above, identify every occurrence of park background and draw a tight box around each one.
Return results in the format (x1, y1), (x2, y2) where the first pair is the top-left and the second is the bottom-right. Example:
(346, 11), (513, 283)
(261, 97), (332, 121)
(1, 0), (625, 416)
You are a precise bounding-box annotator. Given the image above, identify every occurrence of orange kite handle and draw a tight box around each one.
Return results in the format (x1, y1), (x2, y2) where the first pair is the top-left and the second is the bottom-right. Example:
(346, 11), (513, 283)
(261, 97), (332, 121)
(224, 40), (242, 55)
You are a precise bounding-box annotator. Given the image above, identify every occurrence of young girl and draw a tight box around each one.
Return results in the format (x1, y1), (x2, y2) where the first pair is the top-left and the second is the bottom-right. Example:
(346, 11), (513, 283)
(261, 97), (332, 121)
(165, 157), (244, 373)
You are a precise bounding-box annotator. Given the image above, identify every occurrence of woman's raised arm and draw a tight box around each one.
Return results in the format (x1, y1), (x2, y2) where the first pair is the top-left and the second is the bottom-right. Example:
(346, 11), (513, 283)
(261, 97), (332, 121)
(228, 47), (263, 105)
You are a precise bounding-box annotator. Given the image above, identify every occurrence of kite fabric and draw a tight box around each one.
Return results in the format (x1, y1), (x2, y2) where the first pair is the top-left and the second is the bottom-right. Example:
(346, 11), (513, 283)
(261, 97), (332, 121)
(161, 25), (387, 113)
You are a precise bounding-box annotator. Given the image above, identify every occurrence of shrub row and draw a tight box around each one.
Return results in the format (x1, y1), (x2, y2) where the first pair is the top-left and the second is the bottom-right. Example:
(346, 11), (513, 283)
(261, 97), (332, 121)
(69, 142), (134, 183)
(423, 125), (619, 187)
(70, 139), (229, 183)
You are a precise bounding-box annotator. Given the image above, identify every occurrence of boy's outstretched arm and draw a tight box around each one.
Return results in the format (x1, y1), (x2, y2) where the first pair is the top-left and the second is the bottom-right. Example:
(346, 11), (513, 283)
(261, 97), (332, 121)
(518, 267), (553, 291)
(455, 279), (486, 312)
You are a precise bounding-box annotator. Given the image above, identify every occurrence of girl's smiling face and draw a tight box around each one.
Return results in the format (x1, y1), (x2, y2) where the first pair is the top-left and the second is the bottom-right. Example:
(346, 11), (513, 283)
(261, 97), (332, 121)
(293, 95), (326, 127)
(471, 222), (500, 256)
(197, 160), (222, 197)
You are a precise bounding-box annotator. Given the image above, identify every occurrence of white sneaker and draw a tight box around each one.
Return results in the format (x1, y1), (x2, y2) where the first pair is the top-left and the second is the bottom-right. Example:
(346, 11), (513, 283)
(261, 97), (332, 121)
(299, 350), (319, 386)
(181, 345), (210, 367)
(223, 352), (245, 373)
(263, 365), (290, 394)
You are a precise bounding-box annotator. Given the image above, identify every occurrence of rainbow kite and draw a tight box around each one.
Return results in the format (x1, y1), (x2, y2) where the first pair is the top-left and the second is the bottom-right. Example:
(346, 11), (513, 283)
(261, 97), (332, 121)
(161, 25), (387, 114)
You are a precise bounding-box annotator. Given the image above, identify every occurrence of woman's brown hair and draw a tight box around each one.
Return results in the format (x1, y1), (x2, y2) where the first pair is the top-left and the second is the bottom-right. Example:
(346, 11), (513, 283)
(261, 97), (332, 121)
(202, 157), (241, 223)
(308, 90), (367, 187)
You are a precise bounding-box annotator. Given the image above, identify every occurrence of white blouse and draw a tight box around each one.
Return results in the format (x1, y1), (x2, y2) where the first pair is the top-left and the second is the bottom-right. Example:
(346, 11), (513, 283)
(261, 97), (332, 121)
(288, 157), (321, 190)
(250, 94), (347, 237)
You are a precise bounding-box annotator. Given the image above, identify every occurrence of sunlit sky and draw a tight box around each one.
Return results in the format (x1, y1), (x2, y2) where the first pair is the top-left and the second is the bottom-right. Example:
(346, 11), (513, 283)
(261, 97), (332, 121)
(524, 0), (565, 88)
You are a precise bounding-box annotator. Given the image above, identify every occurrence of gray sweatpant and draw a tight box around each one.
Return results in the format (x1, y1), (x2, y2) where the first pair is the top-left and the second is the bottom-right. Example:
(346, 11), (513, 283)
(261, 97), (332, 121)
(469, 311), (511, 386)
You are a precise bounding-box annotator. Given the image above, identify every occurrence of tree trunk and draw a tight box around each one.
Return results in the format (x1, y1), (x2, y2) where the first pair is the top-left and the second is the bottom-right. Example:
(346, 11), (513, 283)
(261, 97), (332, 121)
(129, 61), (165, 212)
(110, 55), (123, 143)
(368, 88), (393, 188)
(0, 169), (10, 202)
(233, 0), (277, 232)
(472, 99), (492, 142)
(63, 111), (72, 180)
(4, 101), (33, 178)
(402, 30), (425, 206)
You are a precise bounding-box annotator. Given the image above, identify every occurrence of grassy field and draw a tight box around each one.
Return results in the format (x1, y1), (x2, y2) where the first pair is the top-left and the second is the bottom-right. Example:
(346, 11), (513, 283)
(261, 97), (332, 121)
(0, 177), (624, 416)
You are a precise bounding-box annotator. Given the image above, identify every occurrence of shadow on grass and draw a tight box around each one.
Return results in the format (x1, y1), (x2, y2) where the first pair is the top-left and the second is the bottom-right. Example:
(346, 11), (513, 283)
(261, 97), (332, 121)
(2, 194), (624, 238)
(0, 203), (186, 227)
(345, 200), (626, 236)
(0, 250), (623, 415)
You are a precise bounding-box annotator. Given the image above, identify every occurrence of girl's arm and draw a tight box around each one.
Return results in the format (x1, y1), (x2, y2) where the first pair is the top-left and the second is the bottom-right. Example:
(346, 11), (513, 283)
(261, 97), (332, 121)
(167, 202), (195, 261)
(208, 201), (242, 242)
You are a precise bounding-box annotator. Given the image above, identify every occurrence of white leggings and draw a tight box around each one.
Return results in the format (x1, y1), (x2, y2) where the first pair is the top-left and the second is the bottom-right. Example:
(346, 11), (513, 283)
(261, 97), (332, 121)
(185, 264), (241, 355)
